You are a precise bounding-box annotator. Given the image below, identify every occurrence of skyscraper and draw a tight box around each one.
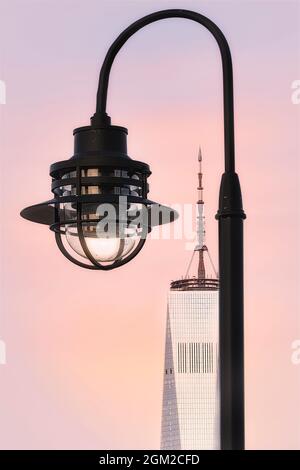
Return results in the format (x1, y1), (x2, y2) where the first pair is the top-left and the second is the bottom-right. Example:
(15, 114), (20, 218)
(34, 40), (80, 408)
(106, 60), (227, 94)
(160, 149), (220, 450)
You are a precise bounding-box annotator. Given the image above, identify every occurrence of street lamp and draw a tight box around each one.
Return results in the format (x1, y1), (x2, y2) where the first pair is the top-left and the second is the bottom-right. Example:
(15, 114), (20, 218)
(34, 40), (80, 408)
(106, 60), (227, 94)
(21, 9), (246, 450)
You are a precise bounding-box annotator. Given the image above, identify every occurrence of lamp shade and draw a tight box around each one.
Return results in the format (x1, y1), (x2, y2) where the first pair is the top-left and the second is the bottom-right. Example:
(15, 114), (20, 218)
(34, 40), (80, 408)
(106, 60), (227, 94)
(21, 121), (178, 270)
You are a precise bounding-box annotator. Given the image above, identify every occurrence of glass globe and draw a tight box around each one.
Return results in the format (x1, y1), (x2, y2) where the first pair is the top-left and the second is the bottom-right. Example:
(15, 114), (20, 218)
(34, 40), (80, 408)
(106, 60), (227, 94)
(62, 200), (145, 264)
(85, 236), (134, 262)
(64, 218), (142, 263)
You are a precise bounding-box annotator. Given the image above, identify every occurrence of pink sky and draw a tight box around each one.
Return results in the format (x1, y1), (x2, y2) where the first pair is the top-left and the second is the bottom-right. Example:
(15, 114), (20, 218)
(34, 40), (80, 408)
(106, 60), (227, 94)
(0, 0), (299, 449)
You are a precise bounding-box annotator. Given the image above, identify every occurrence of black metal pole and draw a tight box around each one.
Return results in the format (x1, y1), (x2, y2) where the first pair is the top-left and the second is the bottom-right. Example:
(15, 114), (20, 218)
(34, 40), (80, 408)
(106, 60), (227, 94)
(217, 172), (246, 450)
(95, 9), (246, 450)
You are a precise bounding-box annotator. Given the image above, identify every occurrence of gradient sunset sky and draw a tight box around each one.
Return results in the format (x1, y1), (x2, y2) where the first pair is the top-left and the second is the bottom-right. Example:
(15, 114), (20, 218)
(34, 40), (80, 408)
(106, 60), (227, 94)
(0, 0), (299, 449)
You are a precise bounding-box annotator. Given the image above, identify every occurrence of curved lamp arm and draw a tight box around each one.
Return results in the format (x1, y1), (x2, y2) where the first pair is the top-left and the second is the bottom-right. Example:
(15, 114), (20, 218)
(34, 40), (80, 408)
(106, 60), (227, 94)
(95, 8), (235, 172)
(93, 9), (246, 450)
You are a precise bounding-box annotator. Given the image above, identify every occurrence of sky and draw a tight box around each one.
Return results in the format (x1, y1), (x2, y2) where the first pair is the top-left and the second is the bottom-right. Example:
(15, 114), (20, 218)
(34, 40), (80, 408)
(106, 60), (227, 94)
(0, 0), (299, 449)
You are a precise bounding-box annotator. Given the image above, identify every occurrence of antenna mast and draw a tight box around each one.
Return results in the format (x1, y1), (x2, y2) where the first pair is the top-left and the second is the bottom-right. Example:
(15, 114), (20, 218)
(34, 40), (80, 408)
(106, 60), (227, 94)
(184, 146), (218, 281)
(196, 147), (206, 279)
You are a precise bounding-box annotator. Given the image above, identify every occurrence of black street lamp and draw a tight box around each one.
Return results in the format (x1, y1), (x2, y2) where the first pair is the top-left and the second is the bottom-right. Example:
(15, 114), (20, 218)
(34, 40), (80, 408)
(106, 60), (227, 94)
(21, 9), (246, 450)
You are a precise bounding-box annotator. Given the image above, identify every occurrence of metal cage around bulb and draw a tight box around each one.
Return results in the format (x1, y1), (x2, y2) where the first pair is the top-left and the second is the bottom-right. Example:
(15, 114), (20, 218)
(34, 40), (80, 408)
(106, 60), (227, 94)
(21, 123), (178, 269)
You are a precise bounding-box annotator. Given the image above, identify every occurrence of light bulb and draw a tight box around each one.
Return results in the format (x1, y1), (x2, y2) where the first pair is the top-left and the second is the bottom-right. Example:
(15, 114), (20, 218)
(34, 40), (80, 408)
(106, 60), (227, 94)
(84, 236), (135, 262)
(64, 223), (139, 263)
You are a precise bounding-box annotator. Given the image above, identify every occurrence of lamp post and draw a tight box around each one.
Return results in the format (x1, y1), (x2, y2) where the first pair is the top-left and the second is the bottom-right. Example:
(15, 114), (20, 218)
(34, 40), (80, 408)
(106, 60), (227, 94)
(21, 9), (246, 450)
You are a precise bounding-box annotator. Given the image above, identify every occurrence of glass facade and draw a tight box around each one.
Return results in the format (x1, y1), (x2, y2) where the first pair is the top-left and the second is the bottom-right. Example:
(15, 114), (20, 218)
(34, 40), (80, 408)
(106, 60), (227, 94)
(160, 289), (220, 450)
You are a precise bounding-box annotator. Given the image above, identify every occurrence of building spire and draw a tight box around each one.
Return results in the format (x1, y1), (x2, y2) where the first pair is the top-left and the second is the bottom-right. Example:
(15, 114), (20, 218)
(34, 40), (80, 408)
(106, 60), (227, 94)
(196, 146), (206, 279)
(183, 146), (218, 283)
